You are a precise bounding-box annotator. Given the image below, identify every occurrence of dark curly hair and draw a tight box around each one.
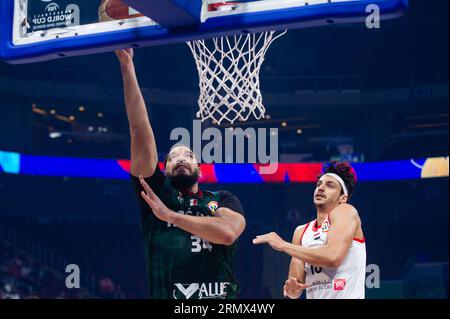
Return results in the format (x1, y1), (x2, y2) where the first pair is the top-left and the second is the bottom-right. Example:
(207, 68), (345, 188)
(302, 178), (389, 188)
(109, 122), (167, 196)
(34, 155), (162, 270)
(319, 161), (358, 198)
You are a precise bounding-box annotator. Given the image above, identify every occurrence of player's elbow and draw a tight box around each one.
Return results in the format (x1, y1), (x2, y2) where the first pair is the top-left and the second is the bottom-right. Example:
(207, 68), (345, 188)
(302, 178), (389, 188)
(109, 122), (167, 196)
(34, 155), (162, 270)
(327, 258), (343, 269)
(222, 217), (246, 246)
(326, 252), (345, 269)
(213, 229), (238, 246)
(221, 232), (237, 246)
(214, 212), (246, 245)
(222, 228), (243, 245)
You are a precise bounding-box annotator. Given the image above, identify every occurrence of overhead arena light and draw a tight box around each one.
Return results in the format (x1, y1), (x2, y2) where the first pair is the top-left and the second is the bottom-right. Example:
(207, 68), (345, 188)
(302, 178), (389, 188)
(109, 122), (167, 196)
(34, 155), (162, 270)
(49, 132), (62, 139)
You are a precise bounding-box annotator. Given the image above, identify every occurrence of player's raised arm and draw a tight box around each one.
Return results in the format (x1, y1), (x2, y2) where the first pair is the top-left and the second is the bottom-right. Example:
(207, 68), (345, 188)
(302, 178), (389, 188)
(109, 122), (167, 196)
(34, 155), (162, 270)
(116, 49), (158, 178)
(169, 206), (246, 246)
(284, 225), (310, 299)
(139, 175), (246, 245)
(253, 204), (358, 268)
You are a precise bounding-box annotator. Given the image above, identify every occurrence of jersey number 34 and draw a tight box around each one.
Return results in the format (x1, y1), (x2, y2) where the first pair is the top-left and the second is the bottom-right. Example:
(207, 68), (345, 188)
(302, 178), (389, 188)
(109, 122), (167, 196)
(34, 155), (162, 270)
(191, 235), (213, 253)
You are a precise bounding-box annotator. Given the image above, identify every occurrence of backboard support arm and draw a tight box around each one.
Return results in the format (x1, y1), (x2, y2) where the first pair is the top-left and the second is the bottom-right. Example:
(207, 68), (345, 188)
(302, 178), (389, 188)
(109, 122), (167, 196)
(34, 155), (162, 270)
(122, 0), (202, 27)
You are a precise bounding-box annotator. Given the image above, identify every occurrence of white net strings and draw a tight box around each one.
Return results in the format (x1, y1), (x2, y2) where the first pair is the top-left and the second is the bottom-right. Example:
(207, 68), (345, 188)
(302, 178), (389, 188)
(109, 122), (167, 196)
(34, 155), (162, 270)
(187, 30), (286, 124)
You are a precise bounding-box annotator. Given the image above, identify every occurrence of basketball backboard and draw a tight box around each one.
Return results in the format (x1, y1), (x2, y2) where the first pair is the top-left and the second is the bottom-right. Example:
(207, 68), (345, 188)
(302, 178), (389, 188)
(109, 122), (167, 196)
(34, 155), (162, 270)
(0, 0), (408, 64)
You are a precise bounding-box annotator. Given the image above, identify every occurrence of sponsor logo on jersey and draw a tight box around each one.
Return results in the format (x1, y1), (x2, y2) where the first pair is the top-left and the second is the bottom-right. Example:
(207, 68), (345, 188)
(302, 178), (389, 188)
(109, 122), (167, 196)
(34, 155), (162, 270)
(333, 279), (346, 291)
(207, 201), (219, 214)
(173, 282), (230, 299)
(313, 232), (321, 240)
(311, 279), (332, 286)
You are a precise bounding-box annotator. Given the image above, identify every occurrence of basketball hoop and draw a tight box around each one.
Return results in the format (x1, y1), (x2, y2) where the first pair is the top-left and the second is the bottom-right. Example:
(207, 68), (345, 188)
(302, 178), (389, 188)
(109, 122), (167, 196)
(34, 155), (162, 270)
(187, 2), (286, 124)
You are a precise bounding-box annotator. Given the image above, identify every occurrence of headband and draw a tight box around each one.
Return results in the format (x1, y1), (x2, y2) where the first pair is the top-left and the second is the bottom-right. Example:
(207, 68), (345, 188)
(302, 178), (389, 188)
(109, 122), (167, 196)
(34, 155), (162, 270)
(321, 173), (348, 197)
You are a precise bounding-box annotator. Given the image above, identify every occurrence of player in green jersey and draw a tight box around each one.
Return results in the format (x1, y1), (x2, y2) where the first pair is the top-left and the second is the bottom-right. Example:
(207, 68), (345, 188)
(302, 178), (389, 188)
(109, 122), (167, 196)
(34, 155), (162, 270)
(116, 49), (246, 299)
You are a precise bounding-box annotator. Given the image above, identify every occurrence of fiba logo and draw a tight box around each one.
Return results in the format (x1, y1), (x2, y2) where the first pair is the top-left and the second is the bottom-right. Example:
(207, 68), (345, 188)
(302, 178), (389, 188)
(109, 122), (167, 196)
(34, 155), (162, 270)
(32, 0), (81, 31)
(321, 220), (329, 232)
(207, 201), (219, 214)
(45, 3), (60, 13)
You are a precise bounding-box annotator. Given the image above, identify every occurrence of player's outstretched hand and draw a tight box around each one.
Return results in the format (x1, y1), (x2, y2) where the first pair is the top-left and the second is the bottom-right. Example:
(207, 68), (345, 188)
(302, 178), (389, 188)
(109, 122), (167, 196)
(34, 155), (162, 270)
(253, 232), (286, 251)
(115, 48), (134, 67)
(283, 277), (310, 299)
(139, 175), (175, 223)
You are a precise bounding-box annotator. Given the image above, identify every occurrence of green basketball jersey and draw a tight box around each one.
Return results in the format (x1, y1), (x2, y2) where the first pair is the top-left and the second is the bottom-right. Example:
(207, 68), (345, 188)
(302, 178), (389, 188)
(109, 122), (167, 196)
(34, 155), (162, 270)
(132, 167), (244, 299)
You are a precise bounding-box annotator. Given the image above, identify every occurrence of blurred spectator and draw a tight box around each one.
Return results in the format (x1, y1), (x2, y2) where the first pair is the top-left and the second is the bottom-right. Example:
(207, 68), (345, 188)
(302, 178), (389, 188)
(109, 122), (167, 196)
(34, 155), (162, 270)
(114, 284), (126, 299)
(0, 237), (136, 299)
(8, 256), (22, 278)
(3, 284), (20, 299)
(21, 258), (33, 279)
(99, 277), (116, 299)
(0, 239), (69, 299)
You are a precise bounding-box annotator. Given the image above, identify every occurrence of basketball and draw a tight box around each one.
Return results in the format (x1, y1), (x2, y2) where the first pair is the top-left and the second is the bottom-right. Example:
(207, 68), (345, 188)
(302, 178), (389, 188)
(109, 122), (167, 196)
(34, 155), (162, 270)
(98, 0), (143, 22)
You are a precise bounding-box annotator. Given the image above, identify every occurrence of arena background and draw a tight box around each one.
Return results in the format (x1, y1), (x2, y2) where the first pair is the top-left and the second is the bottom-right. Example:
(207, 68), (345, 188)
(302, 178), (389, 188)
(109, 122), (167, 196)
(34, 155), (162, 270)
(0, 0), (448, 299)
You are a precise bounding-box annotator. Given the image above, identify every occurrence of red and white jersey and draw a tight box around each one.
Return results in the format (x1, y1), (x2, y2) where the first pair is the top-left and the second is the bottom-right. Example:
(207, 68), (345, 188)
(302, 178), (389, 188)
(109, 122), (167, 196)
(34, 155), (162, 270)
(300, 216), (366, 299)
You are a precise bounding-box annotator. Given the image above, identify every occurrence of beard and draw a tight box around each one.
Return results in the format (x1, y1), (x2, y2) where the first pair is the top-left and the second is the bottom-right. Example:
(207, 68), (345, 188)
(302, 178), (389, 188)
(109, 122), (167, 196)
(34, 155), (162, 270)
(167, 169), (200, 191)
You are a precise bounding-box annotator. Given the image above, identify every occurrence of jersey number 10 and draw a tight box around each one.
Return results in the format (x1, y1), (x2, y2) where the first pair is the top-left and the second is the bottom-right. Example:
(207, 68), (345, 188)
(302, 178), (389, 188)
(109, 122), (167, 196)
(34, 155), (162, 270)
(311, 266), (323, 275)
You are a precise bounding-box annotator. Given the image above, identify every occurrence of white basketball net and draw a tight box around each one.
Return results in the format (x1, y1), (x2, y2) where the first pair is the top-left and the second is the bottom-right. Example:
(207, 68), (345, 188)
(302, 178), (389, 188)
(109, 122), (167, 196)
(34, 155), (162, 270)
(187, 30), (286, 125)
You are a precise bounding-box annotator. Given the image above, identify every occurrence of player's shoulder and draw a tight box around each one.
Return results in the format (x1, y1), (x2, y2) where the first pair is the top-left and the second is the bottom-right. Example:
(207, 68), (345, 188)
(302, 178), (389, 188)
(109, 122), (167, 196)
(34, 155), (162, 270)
(336, 203), (359, 214)
(205, 190), (241, 202)
(217, 190), (237, 198)
(213, 190), (245, 216)
(202, 189), (241, 204)
(202, 189), (231, 199)
(294, 222), (310, 236)
(292, 222), (311, 245)
(330, 203), (359, 220)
